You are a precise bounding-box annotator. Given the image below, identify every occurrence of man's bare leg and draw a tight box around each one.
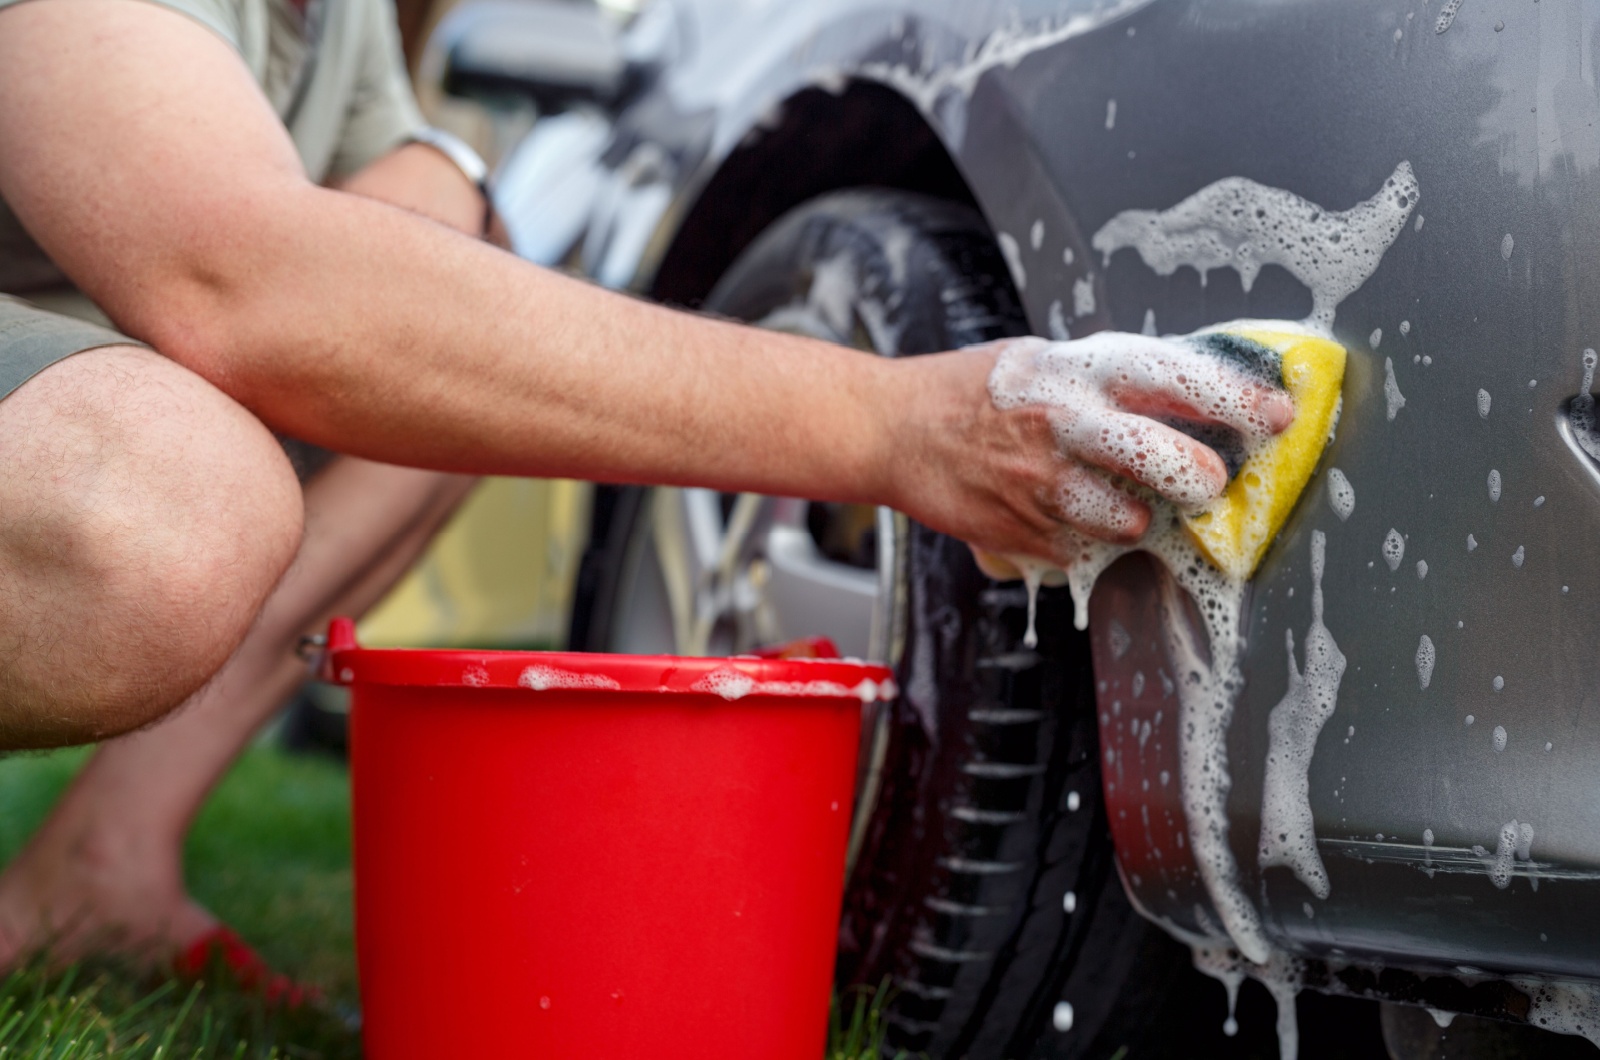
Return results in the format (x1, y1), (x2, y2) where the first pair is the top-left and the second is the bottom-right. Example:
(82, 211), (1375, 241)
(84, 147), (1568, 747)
(0, 455), (476, 965)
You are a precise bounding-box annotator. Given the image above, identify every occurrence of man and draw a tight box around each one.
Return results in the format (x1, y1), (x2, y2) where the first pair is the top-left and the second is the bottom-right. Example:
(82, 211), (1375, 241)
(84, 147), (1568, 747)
(0, 0), (1287, 976)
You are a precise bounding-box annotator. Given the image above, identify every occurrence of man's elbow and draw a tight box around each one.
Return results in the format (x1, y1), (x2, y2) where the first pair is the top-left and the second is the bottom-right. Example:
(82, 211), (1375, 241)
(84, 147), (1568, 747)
(118, 192), (318, 406)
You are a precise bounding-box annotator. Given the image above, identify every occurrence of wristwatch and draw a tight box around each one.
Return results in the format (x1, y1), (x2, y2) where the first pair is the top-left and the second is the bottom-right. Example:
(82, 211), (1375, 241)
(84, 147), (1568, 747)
(407, 126), (492, 233)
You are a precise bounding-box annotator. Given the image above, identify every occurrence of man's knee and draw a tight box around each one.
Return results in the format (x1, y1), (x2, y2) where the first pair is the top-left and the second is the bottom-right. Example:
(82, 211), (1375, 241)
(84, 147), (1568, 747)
(0, 345), (303, 746)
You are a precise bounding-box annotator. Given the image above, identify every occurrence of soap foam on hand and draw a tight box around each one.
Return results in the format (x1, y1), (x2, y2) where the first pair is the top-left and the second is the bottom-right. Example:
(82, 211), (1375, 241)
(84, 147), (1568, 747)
(978, 322), (1344, 641)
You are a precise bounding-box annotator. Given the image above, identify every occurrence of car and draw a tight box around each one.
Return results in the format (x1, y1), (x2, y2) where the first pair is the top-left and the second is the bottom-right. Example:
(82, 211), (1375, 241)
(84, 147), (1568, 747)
(431, 0), (1600, 1056)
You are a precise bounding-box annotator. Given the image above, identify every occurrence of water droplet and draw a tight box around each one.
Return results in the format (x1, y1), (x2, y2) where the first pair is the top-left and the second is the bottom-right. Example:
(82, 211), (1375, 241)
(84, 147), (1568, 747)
(1495, 19), (1505, 31)
(1467, 533), (1478, 552)
(1502, 233), (1515, 260)
(1512, 545), (1525, 568)
(1545, 742), (1554, 752)
(1493, 675), (1505, 691)
(1053, 1001), (1076, 1032)
(1466, 714), (1476, 726)
(1063, 890), (1078, 913)
(1067, 790), (1081, 812)
(1534, 495), (1546, 507)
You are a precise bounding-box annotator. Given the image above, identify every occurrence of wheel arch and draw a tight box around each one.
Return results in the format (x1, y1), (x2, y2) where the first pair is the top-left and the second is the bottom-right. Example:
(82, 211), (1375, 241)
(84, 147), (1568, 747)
(648, 79), (980, 308)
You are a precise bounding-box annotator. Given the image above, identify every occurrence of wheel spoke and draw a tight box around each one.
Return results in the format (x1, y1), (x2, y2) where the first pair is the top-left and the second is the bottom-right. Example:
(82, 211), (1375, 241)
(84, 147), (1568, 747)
(650, 488), (700, 655)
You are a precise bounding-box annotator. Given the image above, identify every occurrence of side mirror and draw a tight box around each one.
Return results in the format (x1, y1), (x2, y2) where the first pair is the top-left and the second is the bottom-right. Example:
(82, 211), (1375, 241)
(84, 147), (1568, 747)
(434, 0), (630, 113)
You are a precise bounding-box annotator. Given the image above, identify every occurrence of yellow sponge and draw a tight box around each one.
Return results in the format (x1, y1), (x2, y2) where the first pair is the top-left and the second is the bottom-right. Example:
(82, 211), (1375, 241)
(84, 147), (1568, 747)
(1181, 326), (1347, 580)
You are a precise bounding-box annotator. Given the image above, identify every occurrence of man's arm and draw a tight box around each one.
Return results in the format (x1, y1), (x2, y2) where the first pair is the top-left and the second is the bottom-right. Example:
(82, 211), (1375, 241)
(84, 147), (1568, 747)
(0, 4), (896, 486)
(0, 1), (1282, 567)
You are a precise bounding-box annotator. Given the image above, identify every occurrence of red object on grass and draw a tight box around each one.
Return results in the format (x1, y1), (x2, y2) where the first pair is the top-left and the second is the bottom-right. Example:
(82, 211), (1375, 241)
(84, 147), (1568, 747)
(327, 617), (892, 1059)
(175, 926), (318, 1008)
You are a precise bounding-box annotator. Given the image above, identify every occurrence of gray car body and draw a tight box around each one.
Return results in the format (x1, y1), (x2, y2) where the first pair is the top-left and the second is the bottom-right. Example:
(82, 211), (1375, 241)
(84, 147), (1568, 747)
(492, 0), (1600, 995)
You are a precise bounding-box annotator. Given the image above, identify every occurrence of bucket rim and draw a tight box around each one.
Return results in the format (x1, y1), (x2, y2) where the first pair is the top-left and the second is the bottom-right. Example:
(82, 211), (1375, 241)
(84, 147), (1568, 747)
(319, 618), (897, 703)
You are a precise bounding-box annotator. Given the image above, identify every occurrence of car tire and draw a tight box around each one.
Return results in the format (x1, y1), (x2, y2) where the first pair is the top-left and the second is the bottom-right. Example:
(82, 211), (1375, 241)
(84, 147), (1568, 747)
(567, 189), (1195, 1058)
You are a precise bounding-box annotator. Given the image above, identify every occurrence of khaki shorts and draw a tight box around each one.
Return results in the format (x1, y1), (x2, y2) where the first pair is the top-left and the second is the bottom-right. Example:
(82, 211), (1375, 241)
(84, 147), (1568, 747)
(0, 293), (142, 403)
(0, 293), (335, 481)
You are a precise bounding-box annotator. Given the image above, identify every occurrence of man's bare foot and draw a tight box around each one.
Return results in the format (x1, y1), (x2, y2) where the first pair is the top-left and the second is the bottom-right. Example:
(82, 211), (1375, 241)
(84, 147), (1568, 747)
(0, 811), (217, 969)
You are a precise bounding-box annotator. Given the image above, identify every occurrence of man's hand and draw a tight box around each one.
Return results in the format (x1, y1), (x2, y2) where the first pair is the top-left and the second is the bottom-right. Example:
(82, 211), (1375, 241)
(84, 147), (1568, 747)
(886, 338), (1292, 569)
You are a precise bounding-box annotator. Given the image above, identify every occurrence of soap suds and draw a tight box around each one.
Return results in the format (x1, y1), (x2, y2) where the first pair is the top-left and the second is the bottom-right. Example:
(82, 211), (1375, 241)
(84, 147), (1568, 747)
(1571, 349), (1599, 461)
(1501, 233), (1515, 261)
(1493, 725), (1508, 752)
(1326, 468), (1355, 521)
(1467, 533), (1478, 552)
(688, 666), (887, 702)
(1369, 328), (1382, 349)
(1105, 98), (1117, 130)
(1258, 531), (1346, 899)
(1073, 275), (1096, 317)
(997, 231), (1026, 291)
(1381, 529), (1405, 571)
(1488, 819), (1535, 888)
(518, 666), (622, 692)
(1517, 978), (1600, 1047)
(1091, 162), (1419, 329)
(1488, 469), (1502, 502)
(1435, 0), (1464, 33)
(988, 324), (1371, 1031)
(859, 4), (1149, 145)
(987, 323), (1351, 967)
(1399, 320), (1411, 337)
(1142, 308), (1157, 336)
(1048, 299), (1070, 340)
(1478, 388), (1492, 418)
(1193, 945), (1305, 1059)
(1512, 545), (1525, 568)
(1030, 219), (1045, 250)
(1415, 635), (1435, 689)
(1383, 358), (1407, 420)
(1416, 559), (1428, 579)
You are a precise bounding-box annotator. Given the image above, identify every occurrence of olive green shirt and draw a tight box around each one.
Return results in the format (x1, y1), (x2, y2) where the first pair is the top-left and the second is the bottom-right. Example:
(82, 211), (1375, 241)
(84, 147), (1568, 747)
(0, 0), (425, 314)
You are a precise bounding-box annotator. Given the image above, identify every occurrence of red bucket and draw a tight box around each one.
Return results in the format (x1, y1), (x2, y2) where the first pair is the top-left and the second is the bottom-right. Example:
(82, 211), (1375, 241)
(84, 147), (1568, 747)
(323, 618), (893, 1059)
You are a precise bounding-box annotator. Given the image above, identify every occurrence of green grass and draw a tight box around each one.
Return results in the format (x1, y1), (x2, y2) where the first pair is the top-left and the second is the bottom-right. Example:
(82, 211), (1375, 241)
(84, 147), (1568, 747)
(829, 980), (915, 1060)
(0, 746), (361, 1058)
(0, 746), (904, 1058)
